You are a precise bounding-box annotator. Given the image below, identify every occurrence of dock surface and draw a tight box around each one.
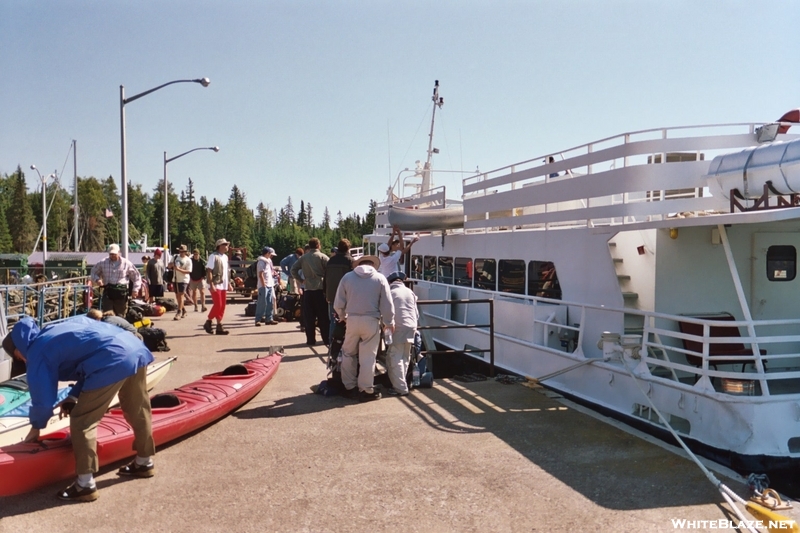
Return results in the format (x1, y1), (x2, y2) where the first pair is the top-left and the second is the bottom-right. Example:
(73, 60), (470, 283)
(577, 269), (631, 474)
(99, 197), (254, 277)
(1, 297), (794, 532)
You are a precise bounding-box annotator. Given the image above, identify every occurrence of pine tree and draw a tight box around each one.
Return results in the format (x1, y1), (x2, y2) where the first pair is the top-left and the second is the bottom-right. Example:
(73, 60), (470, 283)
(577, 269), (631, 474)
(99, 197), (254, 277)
(0, 202), (13, 253)
(297, 200), (307, 227)
(7, 166), (36, 253)
(322, 207), (331, 230)
(306, 202), (314, 229)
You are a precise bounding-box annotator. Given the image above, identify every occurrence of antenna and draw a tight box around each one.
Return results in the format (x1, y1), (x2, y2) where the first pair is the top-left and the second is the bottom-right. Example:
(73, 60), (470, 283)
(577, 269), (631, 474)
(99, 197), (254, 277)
(422, 80), (444, 193)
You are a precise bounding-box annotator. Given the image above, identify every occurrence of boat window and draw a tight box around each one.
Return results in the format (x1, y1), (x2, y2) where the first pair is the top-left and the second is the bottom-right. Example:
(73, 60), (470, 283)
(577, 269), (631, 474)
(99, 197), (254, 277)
(528, 261), (562, 299)
(498, 260), (525, 294)
(410, 255), (422, 279)
(454, 257), (472, 287)
(767, 245), (796, 282)
(438, 257), (454, 285)
(423, 256), (437, 282)
(474, 258), (496, 291)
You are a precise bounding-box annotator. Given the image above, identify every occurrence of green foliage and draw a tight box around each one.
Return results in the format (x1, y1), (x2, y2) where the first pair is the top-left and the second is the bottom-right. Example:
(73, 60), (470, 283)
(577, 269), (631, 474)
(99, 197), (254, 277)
(0, 168), (377, 257)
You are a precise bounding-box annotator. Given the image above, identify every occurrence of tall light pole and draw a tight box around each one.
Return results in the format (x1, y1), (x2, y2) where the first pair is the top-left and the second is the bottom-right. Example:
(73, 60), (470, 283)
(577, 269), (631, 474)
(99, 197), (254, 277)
(29, 165), (57, 278)
(120, 77), (210, 258)
(163, 146), (220, 259)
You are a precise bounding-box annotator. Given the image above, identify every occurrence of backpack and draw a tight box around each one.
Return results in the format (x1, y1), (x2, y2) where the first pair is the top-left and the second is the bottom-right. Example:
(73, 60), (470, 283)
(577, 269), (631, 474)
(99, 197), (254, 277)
(155, 297), (178, 311)
(139, 327), (170, 352)
(246, 261), (258, 279)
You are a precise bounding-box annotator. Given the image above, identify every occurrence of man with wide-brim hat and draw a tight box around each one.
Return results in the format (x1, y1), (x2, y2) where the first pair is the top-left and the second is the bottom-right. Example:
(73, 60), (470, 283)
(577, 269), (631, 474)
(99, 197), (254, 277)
(90, 243), (142, 317)
(173, 245), (193, 321)
(333, 254), (394, 402)
(204, 238), (231, 335)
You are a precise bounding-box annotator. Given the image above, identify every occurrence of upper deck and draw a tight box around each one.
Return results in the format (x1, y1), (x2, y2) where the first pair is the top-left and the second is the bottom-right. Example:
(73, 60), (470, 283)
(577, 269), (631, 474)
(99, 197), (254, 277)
(372, 122), (800, 240)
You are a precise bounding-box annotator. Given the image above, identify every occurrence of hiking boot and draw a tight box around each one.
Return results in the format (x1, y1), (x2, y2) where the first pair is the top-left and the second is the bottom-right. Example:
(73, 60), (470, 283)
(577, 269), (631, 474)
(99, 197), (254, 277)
(201, 305), (208, 312)
(385, 388), (408, 397)
(117, 460), (155, 478)
(57, 482), (99, 502)
(174, 312), (181, 321)
(203, 320), (213, 334)
(358, 390), (381, 402)
(181, 309), (187, 318)
(266, 320), (278, 325)
(255, 322), (262, 327)
(341, 387), (359, 400)
(216, 324), (230, 335)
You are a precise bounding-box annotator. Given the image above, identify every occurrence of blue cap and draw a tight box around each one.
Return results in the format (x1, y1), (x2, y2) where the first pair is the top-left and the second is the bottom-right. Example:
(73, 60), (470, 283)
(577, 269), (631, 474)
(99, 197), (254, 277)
(386, 272), (407, 283)
(262, 247), (276, 256)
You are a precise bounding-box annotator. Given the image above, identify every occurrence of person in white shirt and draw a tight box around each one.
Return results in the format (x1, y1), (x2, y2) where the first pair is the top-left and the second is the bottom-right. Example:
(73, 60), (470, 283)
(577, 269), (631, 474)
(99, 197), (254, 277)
(384, 272), (418, 396)
(255, 246), (278, 326)
(172, 245), (193, 320)
(377, 225), (419, 278)
(204, 239), (231, 335)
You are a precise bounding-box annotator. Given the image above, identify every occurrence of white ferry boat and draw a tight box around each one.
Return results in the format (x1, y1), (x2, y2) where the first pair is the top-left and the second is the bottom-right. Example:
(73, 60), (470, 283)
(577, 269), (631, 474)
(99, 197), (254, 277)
(365, 82), (800, 478)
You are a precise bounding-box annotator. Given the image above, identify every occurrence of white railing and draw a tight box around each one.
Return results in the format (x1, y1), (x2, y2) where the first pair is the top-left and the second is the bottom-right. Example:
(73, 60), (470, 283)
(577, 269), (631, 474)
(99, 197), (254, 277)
(414, 279), (800, 398)
(460, 123), (800, 232)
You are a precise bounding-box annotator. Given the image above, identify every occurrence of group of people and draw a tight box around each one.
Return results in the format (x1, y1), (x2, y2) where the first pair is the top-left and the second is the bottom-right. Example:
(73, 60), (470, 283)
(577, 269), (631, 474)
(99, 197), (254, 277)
(3, 227), (421, 503)
(287, 227), (420, 402)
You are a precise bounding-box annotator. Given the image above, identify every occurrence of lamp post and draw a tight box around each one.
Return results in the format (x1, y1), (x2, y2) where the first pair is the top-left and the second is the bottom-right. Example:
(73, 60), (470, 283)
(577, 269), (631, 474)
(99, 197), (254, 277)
(120, 77), (210, 258)
(163, 146), (220, 259)
(29, 165), (57, 278)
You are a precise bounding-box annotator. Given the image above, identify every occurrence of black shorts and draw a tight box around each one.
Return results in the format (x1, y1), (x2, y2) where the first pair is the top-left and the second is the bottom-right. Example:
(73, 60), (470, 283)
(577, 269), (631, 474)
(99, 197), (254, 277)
(176, 282), (189, 294)
(149, 283), (165, 298)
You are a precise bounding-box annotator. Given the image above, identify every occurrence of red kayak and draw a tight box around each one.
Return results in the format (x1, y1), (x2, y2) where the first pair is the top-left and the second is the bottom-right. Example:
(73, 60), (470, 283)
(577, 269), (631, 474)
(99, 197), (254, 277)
(0, 354), (281, 496)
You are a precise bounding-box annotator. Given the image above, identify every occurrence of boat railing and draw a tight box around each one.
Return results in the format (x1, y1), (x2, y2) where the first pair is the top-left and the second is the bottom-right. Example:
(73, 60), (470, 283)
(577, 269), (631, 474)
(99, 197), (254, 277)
(378, 185), (450, 210)
(459, 122), (800, 232)
(1, 277), (95, 329)
(414, 279), (800, 398)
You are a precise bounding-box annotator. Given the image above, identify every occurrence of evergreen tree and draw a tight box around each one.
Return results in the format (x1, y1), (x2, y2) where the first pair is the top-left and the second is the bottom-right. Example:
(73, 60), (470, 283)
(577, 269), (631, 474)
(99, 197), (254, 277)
(128, 182), (154, 250)
(306, 202), (314, 229)
(0, 202), (13, 253)
(322, 207), (331, 230)
(7, 166), (36, 253)
(76, 176), (109, 251)
(284, 197), (295, 225)
(225, 185), (253, 251)
(297, 200), (307, 227)
(175, 178), (205, 251)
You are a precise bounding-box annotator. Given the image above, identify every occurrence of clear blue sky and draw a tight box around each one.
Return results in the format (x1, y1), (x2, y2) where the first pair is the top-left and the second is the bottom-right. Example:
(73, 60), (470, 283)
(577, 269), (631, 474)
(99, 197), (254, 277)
(2, 1), (799, 225)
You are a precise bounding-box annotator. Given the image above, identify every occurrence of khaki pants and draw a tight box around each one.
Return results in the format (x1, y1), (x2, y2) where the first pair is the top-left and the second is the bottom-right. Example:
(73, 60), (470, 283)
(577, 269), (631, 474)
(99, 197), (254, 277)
(70, 366), (155, 475)
(340, 315), (381, 393)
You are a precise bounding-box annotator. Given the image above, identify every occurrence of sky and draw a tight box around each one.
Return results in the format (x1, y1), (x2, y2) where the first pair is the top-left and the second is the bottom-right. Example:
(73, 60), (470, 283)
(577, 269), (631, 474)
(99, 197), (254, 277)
(2, 1), (799, 231)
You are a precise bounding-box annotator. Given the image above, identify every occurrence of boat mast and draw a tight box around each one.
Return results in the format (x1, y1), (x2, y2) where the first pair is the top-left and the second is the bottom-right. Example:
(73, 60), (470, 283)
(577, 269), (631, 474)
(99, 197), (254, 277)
(421, 80), (444, 194)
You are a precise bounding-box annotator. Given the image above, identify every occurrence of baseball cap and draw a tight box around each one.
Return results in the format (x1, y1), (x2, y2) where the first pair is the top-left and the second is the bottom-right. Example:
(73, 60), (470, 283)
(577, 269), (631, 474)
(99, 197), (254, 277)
(386, 272), (407, 283)
(262, 246), (276, 256)
(107, 243), (120, 254)
(378, 243), (390, 253)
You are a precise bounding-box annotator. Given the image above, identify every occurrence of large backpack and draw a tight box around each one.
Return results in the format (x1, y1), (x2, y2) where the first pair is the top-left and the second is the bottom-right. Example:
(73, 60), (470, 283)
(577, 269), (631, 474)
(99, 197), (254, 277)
(139, 327), (170, 352)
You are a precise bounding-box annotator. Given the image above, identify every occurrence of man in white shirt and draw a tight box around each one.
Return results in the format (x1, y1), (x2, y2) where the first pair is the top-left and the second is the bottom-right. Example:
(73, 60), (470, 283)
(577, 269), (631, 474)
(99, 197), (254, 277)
(255, 246), (279, 326)
(377, 225), (419, 278)
(204, 239), (231, 335)
(172, 245), (193, 320)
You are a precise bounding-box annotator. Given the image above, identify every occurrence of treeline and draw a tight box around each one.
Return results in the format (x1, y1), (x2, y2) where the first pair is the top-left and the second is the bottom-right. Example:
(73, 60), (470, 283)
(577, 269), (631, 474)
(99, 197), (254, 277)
(0, 165), (376, 260)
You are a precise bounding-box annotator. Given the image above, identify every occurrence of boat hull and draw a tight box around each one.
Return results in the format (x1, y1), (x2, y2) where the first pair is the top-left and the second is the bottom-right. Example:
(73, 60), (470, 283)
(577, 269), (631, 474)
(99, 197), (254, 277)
(0, 354), (280, 496)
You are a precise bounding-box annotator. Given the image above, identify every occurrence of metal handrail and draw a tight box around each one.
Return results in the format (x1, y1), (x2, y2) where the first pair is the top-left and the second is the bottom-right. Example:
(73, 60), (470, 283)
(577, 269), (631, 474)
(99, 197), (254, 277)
(416, 298), (495, 377)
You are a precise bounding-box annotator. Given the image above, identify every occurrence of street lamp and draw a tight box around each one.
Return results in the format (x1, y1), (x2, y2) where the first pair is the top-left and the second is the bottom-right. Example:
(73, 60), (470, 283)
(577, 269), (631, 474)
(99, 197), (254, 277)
(119, 77), (211, 258)
(29, 165), (57, 278)
(163, 146), (220, 258)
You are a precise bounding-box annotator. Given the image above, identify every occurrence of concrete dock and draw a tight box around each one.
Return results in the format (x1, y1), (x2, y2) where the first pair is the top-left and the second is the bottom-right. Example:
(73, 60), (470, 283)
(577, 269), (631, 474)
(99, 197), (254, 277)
(1, 298), (796, 532)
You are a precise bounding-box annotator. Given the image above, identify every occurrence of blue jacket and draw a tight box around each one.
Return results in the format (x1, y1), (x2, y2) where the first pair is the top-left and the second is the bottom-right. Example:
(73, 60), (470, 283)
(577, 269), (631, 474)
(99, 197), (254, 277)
(11, 316), (154, 429)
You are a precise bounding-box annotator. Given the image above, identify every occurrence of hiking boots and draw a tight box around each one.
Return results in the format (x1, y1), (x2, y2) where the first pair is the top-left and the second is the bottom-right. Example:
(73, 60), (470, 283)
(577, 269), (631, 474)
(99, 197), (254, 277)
(216, 324), (230, 335)
(57, 482), (99, 502)
(181, 308), (187, 318)
(203, 320), (213, 334)
(174, 311), (181, 321)
(194, 304), (198, 312)
(201, 305), (208, 312)
(358, 390), (381, 402)
(117, 460), (155, 478)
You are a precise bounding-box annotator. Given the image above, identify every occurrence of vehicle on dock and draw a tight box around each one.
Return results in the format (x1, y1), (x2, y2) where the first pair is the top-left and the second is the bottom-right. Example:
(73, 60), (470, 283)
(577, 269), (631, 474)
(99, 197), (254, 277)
(363, 82), (800, 481)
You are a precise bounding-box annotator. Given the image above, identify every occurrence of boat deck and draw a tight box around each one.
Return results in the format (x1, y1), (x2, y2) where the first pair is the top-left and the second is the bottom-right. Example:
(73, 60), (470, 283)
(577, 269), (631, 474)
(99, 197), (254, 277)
(2, 295), (796, 532)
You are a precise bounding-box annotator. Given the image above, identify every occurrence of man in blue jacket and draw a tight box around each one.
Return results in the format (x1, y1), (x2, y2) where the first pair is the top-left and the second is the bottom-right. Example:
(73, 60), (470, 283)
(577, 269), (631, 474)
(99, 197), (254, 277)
(2, 315), (156, 502)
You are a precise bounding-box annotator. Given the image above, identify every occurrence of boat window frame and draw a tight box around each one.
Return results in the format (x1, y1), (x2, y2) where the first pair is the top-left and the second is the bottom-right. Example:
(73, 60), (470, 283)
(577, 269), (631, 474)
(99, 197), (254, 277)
(766, 245), (796, 282)
(410, 255), (423, 279)
(498, 259), (526, 294)
(454, 257), (472, 287)
(437, 256), (454, 285)
(474, 258), (497, 291)
(423, 256), (437, 282)
(528, 260), (562, 300)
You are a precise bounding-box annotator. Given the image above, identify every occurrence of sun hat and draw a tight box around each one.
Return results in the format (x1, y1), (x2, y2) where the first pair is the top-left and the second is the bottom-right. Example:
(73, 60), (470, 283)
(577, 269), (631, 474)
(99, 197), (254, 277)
(215, 238), (230, 248)
(353, 255), (381, 268)
(178, 245), (188, 252)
